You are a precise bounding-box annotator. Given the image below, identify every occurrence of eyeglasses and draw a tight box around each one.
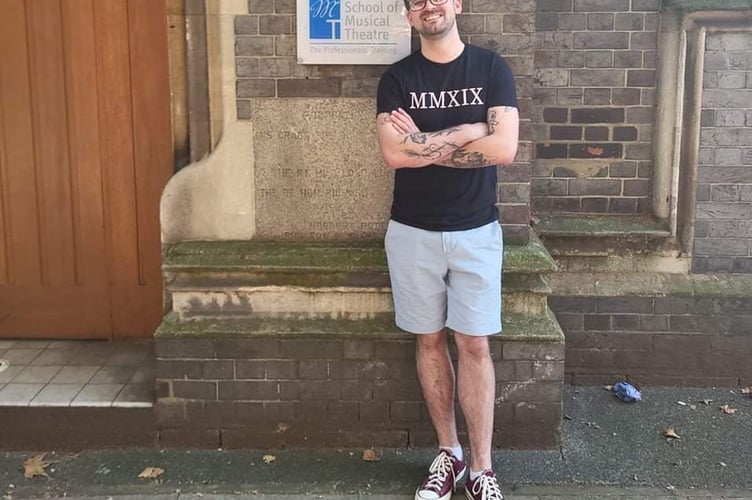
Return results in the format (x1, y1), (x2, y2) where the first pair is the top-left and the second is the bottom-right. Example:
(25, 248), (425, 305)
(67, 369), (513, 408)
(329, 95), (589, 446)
(406, 0), (449, 11)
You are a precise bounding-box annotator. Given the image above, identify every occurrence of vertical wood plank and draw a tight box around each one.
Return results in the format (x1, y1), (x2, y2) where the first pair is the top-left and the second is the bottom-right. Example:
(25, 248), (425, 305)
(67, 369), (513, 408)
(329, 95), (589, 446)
(0, 100), (9, 284)
(61, 0), (109, 289)
(93, 0), (140, 287)
(0, 0), (42, 286)
(26, 0), (77, 285)
(122, 0), (172, 336)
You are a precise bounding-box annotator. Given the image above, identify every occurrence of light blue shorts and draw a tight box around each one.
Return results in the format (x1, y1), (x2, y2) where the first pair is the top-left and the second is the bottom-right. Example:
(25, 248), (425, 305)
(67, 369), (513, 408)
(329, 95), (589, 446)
(384, 219), (503, 336)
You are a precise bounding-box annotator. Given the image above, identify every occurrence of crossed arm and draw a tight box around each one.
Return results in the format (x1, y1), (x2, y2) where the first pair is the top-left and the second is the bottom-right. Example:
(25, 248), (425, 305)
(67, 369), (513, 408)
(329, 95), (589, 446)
(376, 106), (519, 169)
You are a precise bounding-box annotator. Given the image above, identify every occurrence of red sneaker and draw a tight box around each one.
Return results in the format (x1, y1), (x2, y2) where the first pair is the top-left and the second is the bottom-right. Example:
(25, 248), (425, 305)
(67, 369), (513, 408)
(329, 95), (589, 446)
(465, 469), (504, 500)
(414, 449), (467, 500)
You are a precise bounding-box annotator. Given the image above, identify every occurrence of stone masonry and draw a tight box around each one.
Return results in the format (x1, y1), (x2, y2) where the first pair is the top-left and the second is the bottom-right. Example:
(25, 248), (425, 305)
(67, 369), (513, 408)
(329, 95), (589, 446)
(155, 330), (564, 449)
(533, 0), (659, 215)
(550, 292), (752, 387)
(694, 31), (752, 274)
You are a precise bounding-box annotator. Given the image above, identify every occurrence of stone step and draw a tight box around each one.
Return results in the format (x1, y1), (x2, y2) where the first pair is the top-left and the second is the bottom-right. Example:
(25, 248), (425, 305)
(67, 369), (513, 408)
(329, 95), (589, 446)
(163, 237), (557, 282)
(163, 238), (557, 320)
(155, 310), (564, 343)
(535, 214), (678, 258)
(169, 284), (551, 321)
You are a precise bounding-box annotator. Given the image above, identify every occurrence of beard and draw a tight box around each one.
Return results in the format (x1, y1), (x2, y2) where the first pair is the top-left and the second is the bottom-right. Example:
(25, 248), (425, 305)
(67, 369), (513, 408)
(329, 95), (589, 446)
(414, 14), (456, 39)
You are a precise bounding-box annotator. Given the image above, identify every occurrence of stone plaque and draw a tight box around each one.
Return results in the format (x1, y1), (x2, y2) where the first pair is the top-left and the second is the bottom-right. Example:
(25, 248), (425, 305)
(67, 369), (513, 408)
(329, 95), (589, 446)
(252, 99), (393, 240)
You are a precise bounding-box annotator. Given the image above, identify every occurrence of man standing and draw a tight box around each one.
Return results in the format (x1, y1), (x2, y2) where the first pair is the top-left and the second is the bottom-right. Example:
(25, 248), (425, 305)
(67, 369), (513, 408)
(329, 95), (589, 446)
(376, 0), (519, 499)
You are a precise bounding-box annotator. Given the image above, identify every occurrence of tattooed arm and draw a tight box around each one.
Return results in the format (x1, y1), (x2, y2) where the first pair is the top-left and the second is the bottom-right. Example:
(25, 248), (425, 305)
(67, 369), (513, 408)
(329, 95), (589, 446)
(376, 110), (488, 169)
(389, 106), (519, 169)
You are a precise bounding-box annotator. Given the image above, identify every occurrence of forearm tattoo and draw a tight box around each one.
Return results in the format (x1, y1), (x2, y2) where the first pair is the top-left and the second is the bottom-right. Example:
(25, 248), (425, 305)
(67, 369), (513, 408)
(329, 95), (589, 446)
(447, 148), (490, 168)
(398, 127), (462, 160)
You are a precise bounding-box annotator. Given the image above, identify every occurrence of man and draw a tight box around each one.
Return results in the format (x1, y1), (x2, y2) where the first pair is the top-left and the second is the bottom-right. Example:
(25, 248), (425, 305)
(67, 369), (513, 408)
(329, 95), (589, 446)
(375, 0), (519, 499)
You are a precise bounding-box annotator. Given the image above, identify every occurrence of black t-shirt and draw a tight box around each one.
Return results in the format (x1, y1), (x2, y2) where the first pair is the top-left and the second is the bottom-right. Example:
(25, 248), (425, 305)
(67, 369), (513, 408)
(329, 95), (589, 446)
(377, 44), (517, 231)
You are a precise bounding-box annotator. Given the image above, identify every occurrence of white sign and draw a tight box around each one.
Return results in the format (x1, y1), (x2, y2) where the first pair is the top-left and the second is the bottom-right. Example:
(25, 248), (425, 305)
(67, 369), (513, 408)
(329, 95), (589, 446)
(297, 0), (412, 65)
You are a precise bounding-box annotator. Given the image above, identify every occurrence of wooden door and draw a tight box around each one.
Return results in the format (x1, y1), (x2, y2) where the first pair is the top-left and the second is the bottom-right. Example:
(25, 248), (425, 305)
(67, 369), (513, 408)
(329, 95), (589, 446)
(0, 0), (172, 338)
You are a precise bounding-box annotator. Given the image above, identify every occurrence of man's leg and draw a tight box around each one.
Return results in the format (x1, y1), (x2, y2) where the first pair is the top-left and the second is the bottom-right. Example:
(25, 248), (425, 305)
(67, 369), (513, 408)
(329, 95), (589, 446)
(415, 330), (460, 449)
(454, 332), (495, 472)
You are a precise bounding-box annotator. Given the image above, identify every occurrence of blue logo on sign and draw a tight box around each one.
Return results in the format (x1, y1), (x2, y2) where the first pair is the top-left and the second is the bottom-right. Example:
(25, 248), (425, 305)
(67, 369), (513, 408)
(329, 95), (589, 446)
(310, 0), (341, 40)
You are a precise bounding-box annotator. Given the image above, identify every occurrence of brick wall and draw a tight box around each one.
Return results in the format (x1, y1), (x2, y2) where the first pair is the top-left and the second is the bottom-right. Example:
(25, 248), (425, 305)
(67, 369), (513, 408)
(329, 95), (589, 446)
(693, 31), (752, 274)
(551, 295), (752, 386)
(155, 335), (563, 449)
(234, 1), (536, 242)
(532, 0), (658, 214)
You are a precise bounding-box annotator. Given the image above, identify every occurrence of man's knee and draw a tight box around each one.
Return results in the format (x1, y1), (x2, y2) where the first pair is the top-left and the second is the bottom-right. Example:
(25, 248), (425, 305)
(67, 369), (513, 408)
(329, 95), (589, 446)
(454, 332), (491, 359)
(416, 330), (448, 352)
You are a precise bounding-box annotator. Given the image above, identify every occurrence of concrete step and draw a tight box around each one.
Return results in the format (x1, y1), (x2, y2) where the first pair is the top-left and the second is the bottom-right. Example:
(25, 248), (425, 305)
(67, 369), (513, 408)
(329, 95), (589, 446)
(163, 238), (557, 283)
(163, 238), (557, 320)
(535, 214), (681, 265)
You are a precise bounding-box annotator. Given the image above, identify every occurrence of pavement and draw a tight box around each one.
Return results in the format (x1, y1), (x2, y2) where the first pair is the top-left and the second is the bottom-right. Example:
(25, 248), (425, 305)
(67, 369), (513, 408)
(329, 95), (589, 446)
(2, 386), (751, 499)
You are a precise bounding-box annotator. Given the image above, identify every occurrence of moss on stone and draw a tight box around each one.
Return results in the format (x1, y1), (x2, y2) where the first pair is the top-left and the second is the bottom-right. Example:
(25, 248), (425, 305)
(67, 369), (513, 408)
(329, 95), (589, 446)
(667, 0), (752, 10)
(504, 234), (558, 274)
(163, 236), (557, 275)
(536, 214), (669, 236)
(155, 310), (564, 343)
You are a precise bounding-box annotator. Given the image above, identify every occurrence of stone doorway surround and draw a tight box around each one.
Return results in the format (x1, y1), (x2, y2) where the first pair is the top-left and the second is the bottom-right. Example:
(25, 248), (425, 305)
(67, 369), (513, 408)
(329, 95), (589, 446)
(653, 5), (752, 254)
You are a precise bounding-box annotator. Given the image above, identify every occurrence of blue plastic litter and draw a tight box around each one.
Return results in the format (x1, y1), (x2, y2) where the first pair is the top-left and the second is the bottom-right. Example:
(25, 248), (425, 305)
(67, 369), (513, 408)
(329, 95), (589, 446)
(612, 381), (641, 402)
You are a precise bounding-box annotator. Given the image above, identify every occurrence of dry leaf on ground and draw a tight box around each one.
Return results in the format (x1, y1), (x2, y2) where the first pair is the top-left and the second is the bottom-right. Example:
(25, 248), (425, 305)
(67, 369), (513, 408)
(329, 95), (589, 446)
(23, 453), (50, 479)
(663, 426), (680, 439)
(262, 455), (276, 464)
(362, 449), (381, 462)
(720, 405), (737, 415)
(137, 467), (164, 479)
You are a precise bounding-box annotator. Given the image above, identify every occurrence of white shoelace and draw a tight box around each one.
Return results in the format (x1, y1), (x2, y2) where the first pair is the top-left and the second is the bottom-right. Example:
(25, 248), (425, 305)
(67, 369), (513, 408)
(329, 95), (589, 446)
(420, 452), (455, 492)
(470, 473), (504, 500)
